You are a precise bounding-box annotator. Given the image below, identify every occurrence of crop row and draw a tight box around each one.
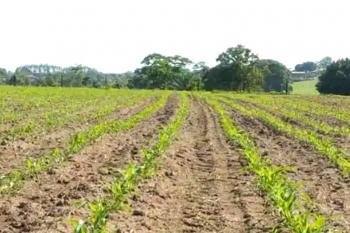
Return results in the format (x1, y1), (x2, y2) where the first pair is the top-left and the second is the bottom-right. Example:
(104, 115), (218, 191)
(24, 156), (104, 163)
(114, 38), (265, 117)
(0, 92), (155, 143)
(283, 95), (350, 112)
(0, 87), (113, 123)
(224, 95), (350, 137)
(0, 87), (125, 113)
(72, 93), (189, 233)
(0, 88), (156, 128)
(217, 96), (350, 176)
(201, 94), (328, 232)
(234, 94), (350, 124)
(1, 95), (98, 125)
(0, 93), (169, 193)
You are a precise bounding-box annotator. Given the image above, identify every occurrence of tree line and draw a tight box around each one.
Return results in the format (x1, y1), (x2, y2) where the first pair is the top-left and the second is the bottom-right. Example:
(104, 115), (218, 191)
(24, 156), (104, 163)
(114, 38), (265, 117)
(129, 45), (292, 93)
(0, 65), (128, 88)
(0, 45), (349, 95)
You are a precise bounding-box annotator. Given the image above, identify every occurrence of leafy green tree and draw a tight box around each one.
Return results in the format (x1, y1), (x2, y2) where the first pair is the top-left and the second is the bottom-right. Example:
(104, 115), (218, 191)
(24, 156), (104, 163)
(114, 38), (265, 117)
(316, 58), (350, 95)
(1, 64), (126, 88)
(0, 68), (8, 84)
(187, 62), (208, 90)
(245, 65), (263, 91)
(130, 53), (194, 90)
(82, 76), (92, 86)
(203, 65), (235, 90)
(193, 62), (209, 76)
(318, 57), (332, 70)
(216, 45), (258, 66)
(14, 67), (32, 86)
(295, 61), (317, 72)
(137, 53), (173, 89)
(44, 74), (58, 86)
(115, 72), (134, 88)
(70, 66), (85, 87)
(257, 59), (291, 92)
(217, 45), (262, 91)
(9, 75), (17, 86)
(206, 45), (262, 91)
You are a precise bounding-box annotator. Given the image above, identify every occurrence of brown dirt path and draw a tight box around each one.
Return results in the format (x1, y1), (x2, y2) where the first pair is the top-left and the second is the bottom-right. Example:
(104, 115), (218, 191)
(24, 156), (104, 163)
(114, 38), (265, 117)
(112, 97), (281, 233)
(0, 95), (178, 233)
(226, 106), (350, 231)
(0, 97), (156, 175)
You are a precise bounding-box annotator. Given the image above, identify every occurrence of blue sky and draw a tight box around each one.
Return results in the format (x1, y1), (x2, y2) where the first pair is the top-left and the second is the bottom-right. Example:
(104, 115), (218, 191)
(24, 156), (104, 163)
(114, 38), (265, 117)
(0, 0), (349, 73)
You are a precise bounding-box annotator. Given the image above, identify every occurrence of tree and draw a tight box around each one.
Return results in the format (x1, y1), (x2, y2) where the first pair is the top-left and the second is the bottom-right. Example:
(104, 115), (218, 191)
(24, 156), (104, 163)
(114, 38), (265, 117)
(214, 45), (262, 91)
(70, 65), (85, 87)
(0, 68), (8, 84)
(316, 59), (350, 95)
(295, 61), (317, 72)
(13, 67), (32, 86)
(318, 57), (332, 70)
(130, 53), (194, 90)
(82, 76), (92, 86)
(189, 62), (208, 90)
(44, 73), (60, 86)
(203, 65), (235, 90)
(257, 59), (291, 92)
(193, 62), (209, 76)
(9, 75), (17, 86)
(137, 53), (174, 89)
(0, 64), (125, 88)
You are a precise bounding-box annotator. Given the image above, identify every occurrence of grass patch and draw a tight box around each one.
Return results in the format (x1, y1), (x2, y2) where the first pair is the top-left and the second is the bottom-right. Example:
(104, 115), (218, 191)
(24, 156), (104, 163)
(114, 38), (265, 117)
(292, 79), (319, 95)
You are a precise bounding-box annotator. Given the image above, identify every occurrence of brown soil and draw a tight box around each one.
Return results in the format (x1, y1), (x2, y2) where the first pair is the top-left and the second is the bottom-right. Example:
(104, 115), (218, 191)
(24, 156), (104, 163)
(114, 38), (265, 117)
(225, 106), (350, 232)
(233, 98), (350, 159)
(237, 97), (349, 127)
(0, 98), (104, 141)
(235, 98), (347, 133)
(0, 97), (157, 175)
(111, 97), (282, 233)
(0, 95), (178, 233)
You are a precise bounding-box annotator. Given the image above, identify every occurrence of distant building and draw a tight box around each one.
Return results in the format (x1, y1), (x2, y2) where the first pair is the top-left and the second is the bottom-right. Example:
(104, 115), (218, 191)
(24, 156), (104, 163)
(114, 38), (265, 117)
(290, 70), (321, 81)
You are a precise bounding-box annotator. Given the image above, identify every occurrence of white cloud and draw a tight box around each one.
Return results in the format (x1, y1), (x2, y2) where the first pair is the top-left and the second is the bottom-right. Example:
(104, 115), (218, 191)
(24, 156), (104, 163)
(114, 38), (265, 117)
(0, 0), (349, 72)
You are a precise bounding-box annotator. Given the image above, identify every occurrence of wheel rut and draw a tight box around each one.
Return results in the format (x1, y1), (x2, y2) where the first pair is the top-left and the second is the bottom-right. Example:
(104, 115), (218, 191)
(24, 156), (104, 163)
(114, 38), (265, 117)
(113, 96), (280, 233)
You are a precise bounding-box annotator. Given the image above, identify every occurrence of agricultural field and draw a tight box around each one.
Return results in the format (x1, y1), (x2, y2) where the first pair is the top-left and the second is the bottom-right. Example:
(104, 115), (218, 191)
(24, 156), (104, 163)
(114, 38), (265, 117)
(0, 86), (349, 233)
(291, 79), (319, 95)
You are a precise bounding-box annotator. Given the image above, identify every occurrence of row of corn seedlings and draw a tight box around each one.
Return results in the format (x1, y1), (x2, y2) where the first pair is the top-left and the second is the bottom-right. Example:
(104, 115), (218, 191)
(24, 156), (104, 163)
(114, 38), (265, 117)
(0, 92), (156, 143)
(0, 93), (169, 193)
(236, 94), (350, 124)
(218, 96), (350, 176)
(200, 94), (333, 233)
(72, 93), (189, 233)
(224, 95), (350, 137)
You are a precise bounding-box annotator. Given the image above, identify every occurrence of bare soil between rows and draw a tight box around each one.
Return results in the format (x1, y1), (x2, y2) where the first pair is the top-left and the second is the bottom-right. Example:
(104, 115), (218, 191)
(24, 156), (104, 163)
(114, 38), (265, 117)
(0, 95), (178, 233)
(112, 97), (282, 233)
(233, 98), (350, 159)
(0, 97), (157, 175)
(225, 105), (350, 231)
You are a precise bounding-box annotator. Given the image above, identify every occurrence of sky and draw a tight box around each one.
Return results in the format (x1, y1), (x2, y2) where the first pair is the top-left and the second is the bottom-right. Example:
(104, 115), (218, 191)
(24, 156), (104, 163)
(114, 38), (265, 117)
(0, 0), (349, 73)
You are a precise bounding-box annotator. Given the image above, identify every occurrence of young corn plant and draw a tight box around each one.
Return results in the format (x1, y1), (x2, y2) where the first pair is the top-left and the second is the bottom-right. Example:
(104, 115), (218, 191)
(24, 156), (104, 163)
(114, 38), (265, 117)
(218, 96), (350, 177)
(0, 94), (169, 194)
(200, 94), (331, 233)
(226, 95), (350, 137)
(72, 93), (189, 233)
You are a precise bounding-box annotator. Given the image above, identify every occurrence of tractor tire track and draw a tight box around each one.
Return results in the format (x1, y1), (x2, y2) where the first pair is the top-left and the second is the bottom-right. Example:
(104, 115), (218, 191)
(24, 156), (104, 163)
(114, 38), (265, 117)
(112, 96), (281, 233)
